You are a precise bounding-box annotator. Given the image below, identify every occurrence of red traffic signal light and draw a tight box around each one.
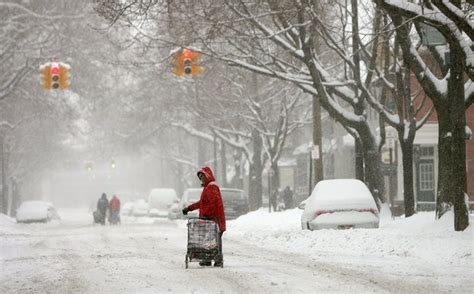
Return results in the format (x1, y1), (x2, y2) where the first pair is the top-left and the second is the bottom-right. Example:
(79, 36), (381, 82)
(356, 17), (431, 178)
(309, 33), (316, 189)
(51, 64), (60, 89)
(182, 49), (193, 59)
(40, 62), (71, 90)
(173, 49), (202, 76)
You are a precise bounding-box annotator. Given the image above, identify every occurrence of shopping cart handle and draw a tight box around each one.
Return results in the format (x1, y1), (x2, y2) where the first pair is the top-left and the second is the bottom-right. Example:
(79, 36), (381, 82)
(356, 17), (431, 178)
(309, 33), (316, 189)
(186, 216), (211, 220)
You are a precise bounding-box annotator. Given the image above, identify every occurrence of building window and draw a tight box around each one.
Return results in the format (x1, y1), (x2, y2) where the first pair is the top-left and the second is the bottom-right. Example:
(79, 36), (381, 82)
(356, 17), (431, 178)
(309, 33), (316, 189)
(419, 163), (434, 191)
(419, 146), (434, 158)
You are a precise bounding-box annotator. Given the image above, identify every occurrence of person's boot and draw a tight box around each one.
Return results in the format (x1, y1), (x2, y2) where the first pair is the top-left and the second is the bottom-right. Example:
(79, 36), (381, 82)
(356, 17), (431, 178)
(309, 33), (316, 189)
(199, 261), (212, 266)
(214, 258), (223, 267)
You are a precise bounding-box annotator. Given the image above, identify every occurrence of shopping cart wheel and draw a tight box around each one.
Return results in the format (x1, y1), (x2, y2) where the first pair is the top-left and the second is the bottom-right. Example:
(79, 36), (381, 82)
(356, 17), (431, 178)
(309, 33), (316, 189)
(185, 254), (189, 269)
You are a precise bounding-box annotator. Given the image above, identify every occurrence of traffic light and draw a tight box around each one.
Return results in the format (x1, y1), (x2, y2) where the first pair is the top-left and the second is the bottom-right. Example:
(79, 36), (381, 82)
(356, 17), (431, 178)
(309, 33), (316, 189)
(40, 64), (52, 89)
(59, 64), (70, 89)
(173, 49), (202, 76)
(182, 49), (192, 75)
(40, 62), (71, 90)
(51, 63), (60, 89)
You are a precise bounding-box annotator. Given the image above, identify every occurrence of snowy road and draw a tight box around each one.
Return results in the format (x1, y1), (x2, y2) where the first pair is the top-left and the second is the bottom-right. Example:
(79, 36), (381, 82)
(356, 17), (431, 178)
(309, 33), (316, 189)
(0, 210), (471, 293)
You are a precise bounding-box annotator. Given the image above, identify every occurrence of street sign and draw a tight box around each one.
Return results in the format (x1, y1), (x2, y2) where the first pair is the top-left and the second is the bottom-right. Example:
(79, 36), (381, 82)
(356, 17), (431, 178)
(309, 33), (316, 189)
(311, 145), (320, 160)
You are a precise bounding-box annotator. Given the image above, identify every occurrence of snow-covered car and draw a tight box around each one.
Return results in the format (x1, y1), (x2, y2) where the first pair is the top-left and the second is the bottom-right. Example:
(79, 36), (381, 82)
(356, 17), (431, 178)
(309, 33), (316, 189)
(301, 179), (379, 230)
(122, 202), (134, 216)
(16, 201), (60, 223)
(148, 188), (178, 217)
(221, 188), (249, 220)
(298, 198), (308, 210)
(130, 199), (150, 217)
(167, 198), (182, 220)
(173, 188), (203, 219)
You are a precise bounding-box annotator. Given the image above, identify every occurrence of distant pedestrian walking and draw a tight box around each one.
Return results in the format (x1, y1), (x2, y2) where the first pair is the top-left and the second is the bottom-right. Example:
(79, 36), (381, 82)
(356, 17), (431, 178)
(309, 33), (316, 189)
(270, 187), (278, 212)
(96, 193), (108, 225)
(283, 186), (294, 209)
(109, 195), (121, 225)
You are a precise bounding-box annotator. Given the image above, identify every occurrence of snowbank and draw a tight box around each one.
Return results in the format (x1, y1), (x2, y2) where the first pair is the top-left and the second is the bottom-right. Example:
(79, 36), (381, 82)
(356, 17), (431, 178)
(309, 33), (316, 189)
(0, 213), (15, 226)
(0, 213), (19, 235)
(227, 208), (474, 268)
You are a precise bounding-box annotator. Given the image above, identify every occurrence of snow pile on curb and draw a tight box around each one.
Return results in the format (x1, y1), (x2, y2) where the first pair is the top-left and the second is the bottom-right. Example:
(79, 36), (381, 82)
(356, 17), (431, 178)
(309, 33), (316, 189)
(0, 213), (19, 235)
(0, 213), (15, 226)
(227, 208), (474, 267)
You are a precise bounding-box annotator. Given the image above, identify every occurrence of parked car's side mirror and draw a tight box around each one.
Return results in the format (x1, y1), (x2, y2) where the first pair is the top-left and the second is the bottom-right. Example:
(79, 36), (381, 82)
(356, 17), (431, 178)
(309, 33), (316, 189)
(298, 202), (306, 210)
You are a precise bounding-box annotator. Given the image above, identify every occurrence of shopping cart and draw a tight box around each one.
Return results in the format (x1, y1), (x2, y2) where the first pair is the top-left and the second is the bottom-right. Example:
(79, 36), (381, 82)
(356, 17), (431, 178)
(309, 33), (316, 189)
(185, 217), (222, 268)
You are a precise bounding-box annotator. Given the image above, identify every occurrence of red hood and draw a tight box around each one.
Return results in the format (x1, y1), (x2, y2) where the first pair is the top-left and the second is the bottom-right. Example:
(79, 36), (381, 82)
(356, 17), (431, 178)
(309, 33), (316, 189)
(198, 166), (215, 186)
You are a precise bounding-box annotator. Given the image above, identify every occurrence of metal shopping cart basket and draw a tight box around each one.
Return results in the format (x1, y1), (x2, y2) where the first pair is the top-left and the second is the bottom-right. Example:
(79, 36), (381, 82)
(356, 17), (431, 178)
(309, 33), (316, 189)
(185, 217), (222, 268)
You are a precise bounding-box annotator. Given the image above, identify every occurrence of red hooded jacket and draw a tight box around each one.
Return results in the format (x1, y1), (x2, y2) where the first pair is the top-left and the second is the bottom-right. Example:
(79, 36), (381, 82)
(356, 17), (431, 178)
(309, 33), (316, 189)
(187, 166), (226, 232)
(109, 196), (120, 212)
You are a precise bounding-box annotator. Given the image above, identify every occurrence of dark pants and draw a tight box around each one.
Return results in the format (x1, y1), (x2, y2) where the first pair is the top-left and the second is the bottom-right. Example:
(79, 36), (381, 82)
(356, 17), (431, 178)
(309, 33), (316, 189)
(99, 210), (107, 225)
(217, 232), (224, 263)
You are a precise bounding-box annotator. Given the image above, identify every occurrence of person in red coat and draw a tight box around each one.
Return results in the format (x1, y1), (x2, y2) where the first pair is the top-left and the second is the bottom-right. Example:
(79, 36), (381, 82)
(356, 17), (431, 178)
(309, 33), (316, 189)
(183, 166), (226, 267)
(109, 195), (121, 224)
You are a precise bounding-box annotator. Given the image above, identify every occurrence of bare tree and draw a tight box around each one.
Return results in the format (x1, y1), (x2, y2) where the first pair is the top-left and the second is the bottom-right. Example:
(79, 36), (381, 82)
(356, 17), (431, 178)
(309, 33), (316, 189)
(375, 0), (472, 230)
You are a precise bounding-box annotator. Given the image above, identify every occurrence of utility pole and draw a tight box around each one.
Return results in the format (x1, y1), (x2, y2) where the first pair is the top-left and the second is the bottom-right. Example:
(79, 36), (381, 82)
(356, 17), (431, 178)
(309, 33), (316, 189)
(310, 0), (325, 188)
(351, 0), (365, 181)
(312, 94), (324, 186)
(1, 135), (7, 214)
(213, 131), (218, 180)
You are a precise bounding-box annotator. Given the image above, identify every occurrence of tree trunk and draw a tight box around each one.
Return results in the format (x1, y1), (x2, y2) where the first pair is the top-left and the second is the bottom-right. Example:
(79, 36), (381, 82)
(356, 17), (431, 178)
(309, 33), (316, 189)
(232, 149), (243, 189)
(271, 160), (280, 199)
(197, 137), (205, 167)
(358, 123), (386, 205)
(355, 139), (365, 181)
(400, 139), (415, 217)
(213, 132), (218, 180)
(1, 136), (7, 214)
(10, 179), (19, 216)
(351, 0), (365, 183)
(220, 139), (227, 186)
(436, 106), (454, 216)
(449, 45), (468, 231)
(248, 129), (263, 210)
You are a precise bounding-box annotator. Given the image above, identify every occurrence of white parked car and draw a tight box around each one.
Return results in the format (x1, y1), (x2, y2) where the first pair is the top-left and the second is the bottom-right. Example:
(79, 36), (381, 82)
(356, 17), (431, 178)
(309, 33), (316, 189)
(16, 201), (60, 223)
(148, 188), (178, 217)
(168, 188), (203, 220)
(122, 202), (134, 216)
(131, 199), (150, 217)
(301, 179), (379, 230)
(221, 188), (249, 220)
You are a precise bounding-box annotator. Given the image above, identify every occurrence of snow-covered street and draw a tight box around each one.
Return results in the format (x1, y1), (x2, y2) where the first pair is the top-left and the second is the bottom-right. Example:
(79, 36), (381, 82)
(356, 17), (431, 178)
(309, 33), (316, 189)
(1, 209), (473, 293)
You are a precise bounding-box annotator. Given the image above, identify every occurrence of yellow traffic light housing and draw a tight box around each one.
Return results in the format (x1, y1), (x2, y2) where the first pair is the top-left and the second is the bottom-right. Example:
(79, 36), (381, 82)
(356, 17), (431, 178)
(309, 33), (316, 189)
(40, 62), (71, 90)
(59, 64), (70, 89)
(40, 65), (52, 89)
(173, 49), (202, 76)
